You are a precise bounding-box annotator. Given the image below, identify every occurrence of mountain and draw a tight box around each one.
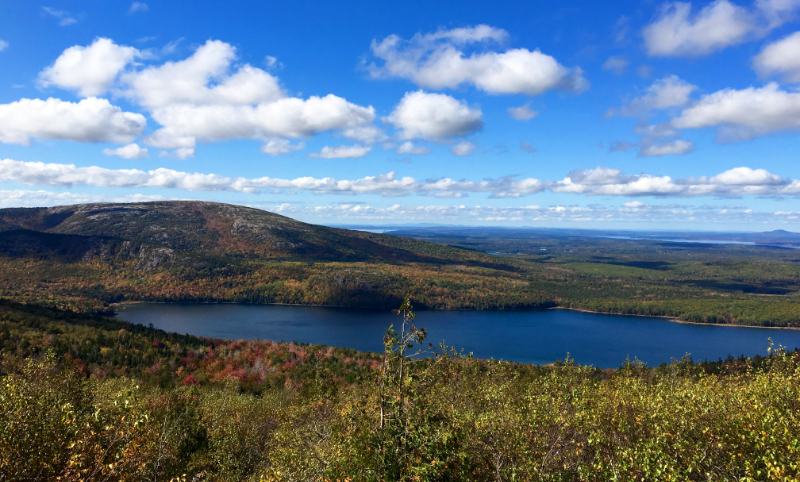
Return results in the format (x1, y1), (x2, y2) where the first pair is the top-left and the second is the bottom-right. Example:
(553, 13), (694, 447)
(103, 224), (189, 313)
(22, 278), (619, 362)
(0, 201), (500, 266)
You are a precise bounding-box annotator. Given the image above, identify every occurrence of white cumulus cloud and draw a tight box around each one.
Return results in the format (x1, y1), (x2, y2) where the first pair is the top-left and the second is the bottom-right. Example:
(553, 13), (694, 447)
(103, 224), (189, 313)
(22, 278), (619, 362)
(308, 145), (372, 159)
(552, 166), (797, 197)
(260, 139), (305, 155)
(753, 31), (800, 82)
(0, 97), (146, 145)
(643, 1), (755, 57)
(1, 159), (799, 200)
(610, 75), (697, 117)
(103, 143), (149, 159)
(39, 38), (141, 97)
(25, 38), (383, 157)
(144, 95), (376, 152)
(0, 158), (545, 198)
(756, 0), (800, 25)
(368, 25), (588, 95)
(121, 40), (284, 108)
(0, 40), (8, 52)
(385, 91), (482, 141)
(451, 141), (476, 156)
(671, 82), (800, 140)
(642, 0), (800, 57)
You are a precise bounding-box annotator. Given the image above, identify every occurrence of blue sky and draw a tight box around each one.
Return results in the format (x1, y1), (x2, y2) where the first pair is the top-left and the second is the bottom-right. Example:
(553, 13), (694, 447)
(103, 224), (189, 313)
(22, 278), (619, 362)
(2, 0), (800, 230)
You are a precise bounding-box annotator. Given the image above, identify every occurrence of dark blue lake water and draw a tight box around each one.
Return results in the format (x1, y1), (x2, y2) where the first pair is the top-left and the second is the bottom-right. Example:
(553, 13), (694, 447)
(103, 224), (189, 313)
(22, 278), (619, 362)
(115, 303), (800, 368)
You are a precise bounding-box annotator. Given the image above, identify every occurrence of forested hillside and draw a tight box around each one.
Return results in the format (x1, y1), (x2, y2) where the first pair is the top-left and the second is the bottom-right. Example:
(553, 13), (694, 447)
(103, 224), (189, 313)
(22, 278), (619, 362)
(1, 201), (800, 327)
(1, 301), (799, 481)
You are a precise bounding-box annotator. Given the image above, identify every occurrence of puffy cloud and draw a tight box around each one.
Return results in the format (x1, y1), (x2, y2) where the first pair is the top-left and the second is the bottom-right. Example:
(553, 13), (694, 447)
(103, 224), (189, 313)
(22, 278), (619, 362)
(552, 166), (795, 197)
(367, 25), (588, 95)
(451, 141), (476, 156)
(0, 40), (8, 52)
(507, 103), (539, 121)
(42, 7), (77, 26)
(39, 38), (140, 97)
(27, 38), (381, 157)
(3, 159), (798, 200)
(115, 40), (379, 156)
(145, 95), (376, 151)
(308, 145), (372, 159)
(602, 56), (630, 75)
(385, 91), (482, 141)
(396, 141), (430, 155)
(672, 82), (800, 140)
(341, 125), (387, 143)
(173, 148), (195, 160)
(103, 143), (149, 159)
(753, 31), (800, 82)
(610, 77), (698, 154)
(121, 40), (284, 108)
(129, 2), (148, 13)
(709, 166), (785, 185)
(756, 0), (800, 25)
(0, 97), (146, 145)
(0, 158), (543, 198)
(638, 139), (695, 157)
(643, 0), (800, 57)
(643, 0), (757, 56)
(610, 75), (697, 117)
(260, 139), (305, 156)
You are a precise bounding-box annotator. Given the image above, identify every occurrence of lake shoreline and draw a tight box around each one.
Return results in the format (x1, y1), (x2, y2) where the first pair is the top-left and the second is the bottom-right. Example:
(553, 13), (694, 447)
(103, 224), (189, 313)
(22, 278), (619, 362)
(113, 301), (800, 367)
(112, 300), (800, 331)
(551, 306), (800, 331)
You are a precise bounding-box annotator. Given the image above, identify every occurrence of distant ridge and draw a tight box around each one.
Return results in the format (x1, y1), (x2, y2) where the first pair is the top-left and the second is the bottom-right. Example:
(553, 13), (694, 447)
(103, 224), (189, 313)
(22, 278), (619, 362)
(0, 200), (509, 268)
(0, 200), (536, 312)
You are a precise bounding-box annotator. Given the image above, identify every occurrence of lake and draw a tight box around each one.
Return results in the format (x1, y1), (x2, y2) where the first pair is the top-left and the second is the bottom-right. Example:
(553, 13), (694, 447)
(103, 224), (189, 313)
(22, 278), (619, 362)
(115, 303), (800, 368)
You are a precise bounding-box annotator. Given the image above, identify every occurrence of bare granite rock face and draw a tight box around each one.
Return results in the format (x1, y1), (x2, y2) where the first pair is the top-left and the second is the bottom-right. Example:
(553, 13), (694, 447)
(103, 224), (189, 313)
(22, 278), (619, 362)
(134, 246), (175, 272)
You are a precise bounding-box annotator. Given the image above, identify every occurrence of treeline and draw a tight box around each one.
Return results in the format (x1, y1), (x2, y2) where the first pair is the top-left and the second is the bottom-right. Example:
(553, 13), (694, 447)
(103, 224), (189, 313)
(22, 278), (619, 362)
(1, 301), (800, 481)
(0, 257), (557, 313)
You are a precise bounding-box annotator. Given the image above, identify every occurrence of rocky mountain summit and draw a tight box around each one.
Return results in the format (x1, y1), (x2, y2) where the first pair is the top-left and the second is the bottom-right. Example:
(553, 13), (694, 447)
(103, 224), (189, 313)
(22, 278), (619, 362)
(0, 201), (486, 270)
